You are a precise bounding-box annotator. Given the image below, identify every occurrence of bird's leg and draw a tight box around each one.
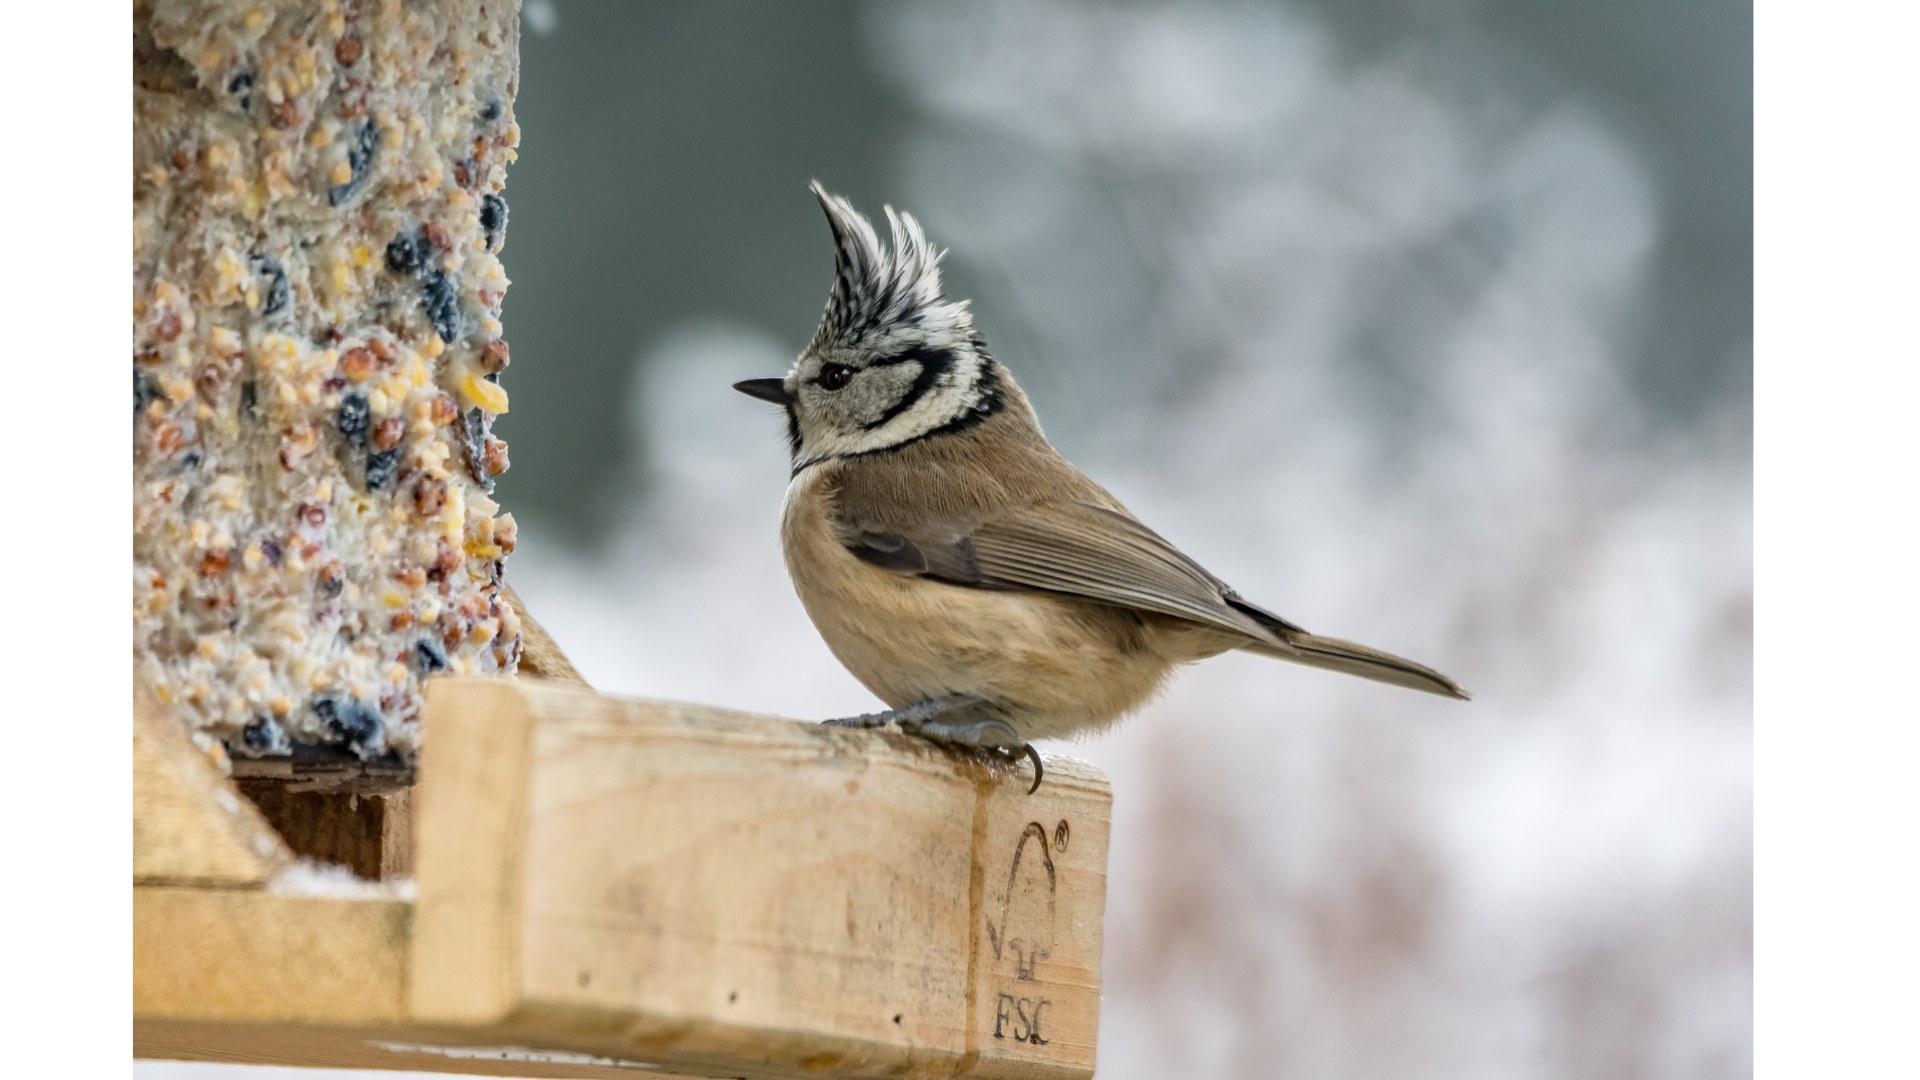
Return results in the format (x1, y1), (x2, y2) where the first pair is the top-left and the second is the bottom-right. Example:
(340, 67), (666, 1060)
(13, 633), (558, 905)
(821, 695), (973, 730)
(823, 696), (1044, 794)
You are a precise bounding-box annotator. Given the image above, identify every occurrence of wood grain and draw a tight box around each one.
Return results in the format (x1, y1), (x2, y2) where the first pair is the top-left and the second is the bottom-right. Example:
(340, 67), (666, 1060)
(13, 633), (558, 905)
(134, 887), (729, 1079)
(136, 677), (1112, 1078)
(237, 784), (414, 880)
(135, 886), (412, 1026)
(134, 684), (292, 886)
(412, 679), (1110, 1079)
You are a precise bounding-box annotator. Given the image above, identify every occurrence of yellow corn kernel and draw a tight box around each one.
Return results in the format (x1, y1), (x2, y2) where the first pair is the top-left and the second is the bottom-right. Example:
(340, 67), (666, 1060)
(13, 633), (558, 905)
(382, 592), (406, 609)
(464, 539), (502, 560)
(329, 159), (353, 185)
(422, 335), (445, 360)
(458, 371), (509, 414)
(442, 484), (466, 541)
(352, 244), (373, 268)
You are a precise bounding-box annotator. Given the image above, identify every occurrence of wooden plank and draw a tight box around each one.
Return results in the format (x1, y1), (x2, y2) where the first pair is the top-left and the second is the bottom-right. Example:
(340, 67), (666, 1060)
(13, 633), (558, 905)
(134, 684), (293, 886)
(237, 784), (415, 880)
(134, 886), (736, 1078)
(412, 679), (1110, 1079)
(134, 886), (412, 1026)
(136, 1019), (715, 1079)
(134, 678), (1112, 1077)
(413, 677), (540, 1027)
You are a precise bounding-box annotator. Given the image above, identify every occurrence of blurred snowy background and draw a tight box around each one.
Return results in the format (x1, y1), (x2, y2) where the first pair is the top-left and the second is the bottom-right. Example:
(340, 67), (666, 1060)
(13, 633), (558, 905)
(147, 0), (1750, 1077)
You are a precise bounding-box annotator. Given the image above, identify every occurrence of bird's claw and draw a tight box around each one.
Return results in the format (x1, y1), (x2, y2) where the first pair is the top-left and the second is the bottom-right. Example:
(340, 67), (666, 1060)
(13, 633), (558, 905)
(820, 700), (1044, 793)
(996, 742), (1044, 795)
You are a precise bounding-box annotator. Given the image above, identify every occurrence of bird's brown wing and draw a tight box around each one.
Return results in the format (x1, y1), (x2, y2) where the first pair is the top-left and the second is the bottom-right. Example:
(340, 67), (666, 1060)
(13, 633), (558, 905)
(820, 419), (1466, 699)
(846, 497), (1298, 647)
(844, 499), (1469, 698)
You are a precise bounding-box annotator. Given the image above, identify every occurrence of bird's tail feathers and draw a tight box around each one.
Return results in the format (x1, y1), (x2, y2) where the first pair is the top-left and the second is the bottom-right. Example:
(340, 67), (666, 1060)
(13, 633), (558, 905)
(1242, 629), (1470, 700)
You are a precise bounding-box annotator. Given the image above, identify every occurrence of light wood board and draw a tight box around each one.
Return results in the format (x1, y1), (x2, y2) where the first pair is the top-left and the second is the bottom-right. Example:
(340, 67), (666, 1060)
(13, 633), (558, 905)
(136, 678), (1112, 1078)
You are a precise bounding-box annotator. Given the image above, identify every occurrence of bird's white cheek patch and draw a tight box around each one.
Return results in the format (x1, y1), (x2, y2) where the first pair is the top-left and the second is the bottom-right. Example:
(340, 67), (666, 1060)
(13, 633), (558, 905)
(796, 356), (985, 467)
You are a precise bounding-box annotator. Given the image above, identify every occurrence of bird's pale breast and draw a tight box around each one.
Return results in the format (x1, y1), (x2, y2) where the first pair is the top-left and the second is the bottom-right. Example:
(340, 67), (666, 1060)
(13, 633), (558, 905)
(780, 464), (1190, 740)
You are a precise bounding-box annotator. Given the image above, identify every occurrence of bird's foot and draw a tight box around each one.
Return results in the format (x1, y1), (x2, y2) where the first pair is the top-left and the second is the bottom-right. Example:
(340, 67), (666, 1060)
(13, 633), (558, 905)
(821, 697), (1044, 794)
(822, 695), (970, 730)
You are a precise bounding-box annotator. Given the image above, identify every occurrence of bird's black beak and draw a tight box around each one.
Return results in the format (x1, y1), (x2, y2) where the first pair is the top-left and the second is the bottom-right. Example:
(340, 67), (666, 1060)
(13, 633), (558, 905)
(732, 378), (793, 406)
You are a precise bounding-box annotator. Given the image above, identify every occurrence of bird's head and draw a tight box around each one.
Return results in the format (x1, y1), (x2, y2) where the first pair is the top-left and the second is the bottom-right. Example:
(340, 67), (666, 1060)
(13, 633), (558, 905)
(734, 182), (1003, 472)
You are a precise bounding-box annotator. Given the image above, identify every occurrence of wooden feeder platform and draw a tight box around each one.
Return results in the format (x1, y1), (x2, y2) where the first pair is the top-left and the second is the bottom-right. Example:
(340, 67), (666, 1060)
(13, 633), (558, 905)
(133, 668), (1112, 1078)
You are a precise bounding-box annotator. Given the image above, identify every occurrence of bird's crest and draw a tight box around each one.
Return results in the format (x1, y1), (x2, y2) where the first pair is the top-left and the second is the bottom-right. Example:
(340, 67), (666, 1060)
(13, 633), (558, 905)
(808, 180), (974, 353)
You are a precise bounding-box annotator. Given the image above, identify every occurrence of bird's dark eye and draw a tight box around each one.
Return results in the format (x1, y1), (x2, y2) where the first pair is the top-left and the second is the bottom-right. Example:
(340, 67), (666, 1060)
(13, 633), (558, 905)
(818, 363), (855, 390)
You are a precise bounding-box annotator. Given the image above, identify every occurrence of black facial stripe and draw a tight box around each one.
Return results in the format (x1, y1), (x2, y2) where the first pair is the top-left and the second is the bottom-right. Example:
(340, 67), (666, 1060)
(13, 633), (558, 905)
(896, 361), (1002, 445)
(863, 346), (955, 430)
(868, 347), (940, 366)
(791, 355), (1006, 477)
